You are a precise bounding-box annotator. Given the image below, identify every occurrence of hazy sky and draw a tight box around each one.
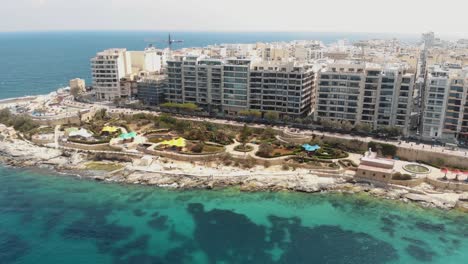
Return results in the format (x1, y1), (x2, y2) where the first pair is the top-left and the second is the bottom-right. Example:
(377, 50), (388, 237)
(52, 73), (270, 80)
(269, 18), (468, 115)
(1, 0), (467, 37)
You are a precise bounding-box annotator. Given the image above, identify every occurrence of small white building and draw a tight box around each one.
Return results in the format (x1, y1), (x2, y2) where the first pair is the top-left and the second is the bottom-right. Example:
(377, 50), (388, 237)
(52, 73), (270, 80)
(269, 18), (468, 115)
(69, 78), (86, 93)
(355, 150), (396, 183)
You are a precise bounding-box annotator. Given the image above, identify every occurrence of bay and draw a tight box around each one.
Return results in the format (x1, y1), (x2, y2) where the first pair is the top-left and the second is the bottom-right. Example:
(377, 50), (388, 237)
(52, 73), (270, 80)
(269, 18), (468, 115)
(0, 166), (466, 264)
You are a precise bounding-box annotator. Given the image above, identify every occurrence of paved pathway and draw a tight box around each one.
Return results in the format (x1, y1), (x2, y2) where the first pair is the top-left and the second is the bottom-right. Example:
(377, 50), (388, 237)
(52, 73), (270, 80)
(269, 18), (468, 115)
(224, 140), (259, 158)
(56, 101), (468, 159)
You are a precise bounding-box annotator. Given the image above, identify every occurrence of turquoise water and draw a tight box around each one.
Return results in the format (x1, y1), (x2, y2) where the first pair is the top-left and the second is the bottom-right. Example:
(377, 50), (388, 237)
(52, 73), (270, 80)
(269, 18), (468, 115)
(0, 31), (418, 99)
(0, 166), (466, 264)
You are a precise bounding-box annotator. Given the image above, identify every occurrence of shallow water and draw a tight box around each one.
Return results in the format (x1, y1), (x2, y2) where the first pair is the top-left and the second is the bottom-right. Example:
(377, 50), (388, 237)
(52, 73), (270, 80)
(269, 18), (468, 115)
(0, 166), (466, 264)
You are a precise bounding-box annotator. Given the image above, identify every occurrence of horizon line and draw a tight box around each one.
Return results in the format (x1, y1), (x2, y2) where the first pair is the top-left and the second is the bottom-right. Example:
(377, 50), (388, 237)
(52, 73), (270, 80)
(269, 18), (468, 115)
(0, 29), (423, 36)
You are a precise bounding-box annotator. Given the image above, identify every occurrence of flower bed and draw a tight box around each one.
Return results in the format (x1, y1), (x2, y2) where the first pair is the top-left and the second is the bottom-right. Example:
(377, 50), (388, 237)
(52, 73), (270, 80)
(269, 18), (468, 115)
(234, 145), (254, 152)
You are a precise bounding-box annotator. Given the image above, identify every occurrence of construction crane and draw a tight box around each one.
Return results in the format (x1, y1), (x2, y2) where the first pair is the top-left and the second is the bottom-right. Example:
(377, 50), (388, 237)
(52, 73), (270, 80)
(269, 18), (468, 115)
(353, 41), (368, 62)
(144, 33), (184, 50)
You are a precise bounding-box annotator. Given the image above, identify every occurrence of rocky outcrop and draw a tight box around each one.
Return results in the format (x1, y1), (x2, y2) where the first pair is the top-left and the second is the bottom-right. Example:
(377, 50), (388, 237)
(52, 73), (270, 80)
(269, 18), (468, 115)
(0, 136), (467, 212)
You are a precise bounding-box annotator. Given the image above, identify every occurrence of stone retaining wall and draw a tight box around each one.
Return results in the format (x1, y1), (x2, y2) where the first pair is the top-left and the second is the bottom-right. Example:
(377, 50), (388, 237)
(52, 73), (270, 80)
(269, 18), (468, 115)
(140, 147), (224, 162)
(425, 178), (468, 192)
(61, 141), (111, 151)
(31, 138), (54, 145)
(33, 116), (81, 126)
(396, 147), (468, 170)
(390, 178), (425, 188)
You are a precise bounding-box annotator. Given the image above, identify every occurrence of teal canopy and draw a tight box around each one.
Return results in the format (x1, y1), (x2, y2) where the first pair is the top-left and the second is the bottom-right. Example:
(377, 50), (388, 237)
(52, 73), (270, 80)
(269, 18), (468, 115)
(119, 132), (137, 140)
(302, 144), (321, 152)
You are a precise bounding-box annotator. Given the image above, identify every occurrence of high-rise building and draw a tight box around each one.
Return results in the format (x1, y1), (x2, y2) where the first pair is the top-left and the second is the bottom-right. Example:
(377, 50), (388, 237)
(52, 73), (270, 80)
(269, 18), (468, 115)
(249, 62), (315, 118)
(166, 56), (315, 117)
(91, 49), (132, 100)
(422, 64), (468, 143)
(91, 48), (166, 101)
(222, 59), (251, 115)
(315, 61), (415, 135)
(422, 32), (435, 49)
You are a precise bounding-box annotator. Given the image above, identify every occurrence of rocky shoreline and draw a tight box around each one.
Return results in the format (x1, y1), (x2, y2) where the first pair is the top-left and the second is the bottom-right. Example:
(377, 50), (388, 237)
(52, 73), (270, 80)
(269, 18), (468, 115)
(1, 138), (467, 212)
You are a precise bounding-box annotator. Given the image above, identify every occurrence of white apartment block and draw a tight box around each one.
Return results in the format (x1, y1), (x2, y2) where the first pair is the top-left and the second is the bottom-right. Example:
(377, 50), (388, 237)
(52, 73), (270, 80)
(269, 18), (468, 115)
(91, 49), (131, 101)
(422, 64), (468, 143)
(128, 47), (164, 73)
(91, 48), (166, 101)
(315, 61), (415, 135)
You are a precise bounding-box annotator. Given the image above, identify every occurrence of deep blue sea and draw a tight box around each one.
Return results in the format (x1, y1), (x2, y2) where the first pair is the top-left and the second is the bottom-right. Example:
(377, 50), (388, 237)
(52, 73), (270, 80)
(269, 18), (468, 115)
(0, 167), (467, 264)
(0, 31), (418, 99)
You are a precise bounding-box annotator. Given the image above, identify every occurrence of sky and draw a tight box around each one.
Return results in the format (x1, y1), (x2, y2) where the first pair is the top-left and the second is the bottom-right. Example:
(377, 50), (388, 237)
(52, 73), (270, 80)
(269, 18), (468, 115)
(0, 0), (467, 38)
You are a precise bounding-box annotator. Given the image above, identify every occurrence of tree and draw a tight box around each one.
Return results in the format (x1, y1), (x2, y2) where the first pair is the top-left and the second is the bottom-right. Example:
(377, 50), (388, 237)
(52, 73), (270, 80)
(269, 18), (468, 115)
(257, 143), (274, 158)
(77, 111), (83, 126)
(239, 110), (261, 120)
(321, 119), (340, 130)
(376, 126), (402, 137)
(70, 86), (83, 99)
(368, 141), (397, 157)
(94, 108), (109, 121)
(355, 122), (373, 133)
(302, 115), (315, 125)
(260, 127), (276, 141)
(264, 111), (279, 123)
(340, 120), (354, 132)
(0, 108), (12, 124)
(174, 120), (192, 134)
(160, 102), (199, 113)
(239, 124), (251, 146)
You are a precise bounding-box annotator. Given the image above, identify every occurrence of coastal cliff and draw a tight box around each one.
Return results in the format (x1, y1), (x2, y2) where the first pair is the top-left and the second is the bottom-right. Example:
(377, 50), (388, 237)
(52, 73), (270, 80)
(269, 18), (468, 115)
(0, 136), (467, 212)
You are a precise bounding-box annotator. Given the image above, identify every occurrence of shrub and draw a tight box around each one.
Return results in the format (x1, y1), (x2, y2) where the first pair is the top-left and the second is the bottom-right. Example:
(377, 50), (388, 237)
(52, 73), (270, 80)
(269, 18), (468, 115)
(234, 144), (253, 152)
(0, 109), (40, 134)
(159, 114), (177, 124)
(240, 157), (257, 169)
(392, 173), (412, 180)
(260, 127), (276, 141)
(219, 153), (233, 166)
(89, 153), (132, 163)
(257, 143), (274, 158)
(190, 142), (204, 153)
(281, 164), (290, 171)
(368, 141), (397, 157)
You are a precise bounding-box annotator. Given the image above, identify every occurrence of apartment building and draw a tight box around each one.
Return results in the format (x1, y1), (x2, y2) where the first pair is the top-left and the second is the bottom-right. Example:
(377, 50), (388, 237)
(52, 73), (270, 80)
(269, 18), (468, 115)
(249, 62), (315, 118)
(422, 64), (468, 143)
(137, 75), (167, 106)
(222, 59), (251, 115)
(315, 61), (415, 135)
(91, 48), (165, 101)
(166, 56), (315, 117)
(166, 56), (225, 112)
(91, 49), (132, 100)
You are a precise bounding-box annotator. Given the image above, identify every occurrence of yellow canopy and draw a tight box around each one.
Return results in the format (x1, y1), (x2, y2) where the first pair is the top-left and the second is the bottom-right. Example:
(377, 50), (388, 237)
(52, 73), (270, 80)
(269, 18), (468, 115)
(159, 137), (186, 147)
(102, 126), (119, 133)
